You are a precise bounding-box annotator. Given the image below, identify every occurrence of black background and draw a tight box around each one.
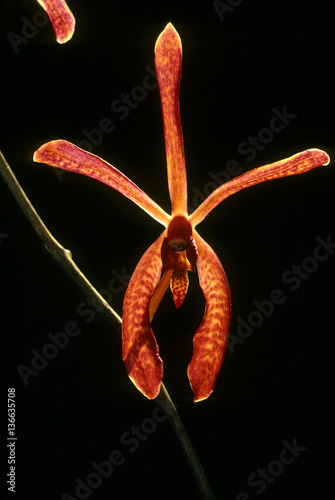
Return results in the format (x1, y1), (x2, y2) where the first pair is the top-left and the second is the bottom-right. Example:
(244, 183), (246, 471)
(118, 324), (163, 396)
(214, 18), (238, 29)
(1, 1), (334, 499)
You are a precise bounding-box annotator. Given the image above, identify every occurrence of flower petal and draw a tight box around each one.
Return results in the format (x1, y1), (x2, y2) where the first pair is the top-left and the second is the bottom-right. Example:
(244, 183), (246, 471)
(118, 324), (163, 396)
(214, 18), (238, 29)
(36, 0), (75, 44)
(122, 233), (167, 399)
(188, 231), (231, 402)
(33, 140), (170, 226)
(190, 149), (330, 227)
(155, 23), (188, 216)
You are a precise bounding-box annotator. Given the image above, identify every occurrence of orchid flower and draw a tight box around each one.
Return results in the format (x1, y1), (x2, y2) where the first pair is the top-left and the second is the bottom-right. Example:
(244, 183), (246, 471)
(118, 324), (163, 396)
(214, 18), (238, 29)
(33, 23), (330, 402)
(36, 0), (75, 43)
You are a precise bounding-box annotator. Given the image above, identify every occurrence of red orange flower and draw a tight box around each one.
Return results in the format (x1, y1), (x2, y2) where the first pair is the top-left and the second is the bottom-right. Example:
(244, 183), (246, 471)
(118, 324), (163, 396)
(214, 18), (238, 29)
(36, 0), (75, 43)
(33, 23), (330, 401)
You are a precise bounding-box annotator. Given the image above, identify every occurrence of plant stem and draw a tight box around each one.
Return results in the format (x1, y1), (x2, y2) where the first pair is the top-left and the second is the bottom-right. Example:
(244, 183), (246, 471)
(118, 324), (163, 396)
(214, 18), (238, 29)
(159, 384), (217, 500)
(0, 150), (217, 500)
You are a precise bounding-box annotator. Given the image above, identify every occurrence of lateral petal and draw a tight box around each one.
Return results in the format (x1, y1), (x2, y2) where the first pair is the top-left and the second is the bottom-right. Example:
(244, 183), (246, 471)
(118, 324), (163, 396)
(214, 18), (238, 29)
(36, 0), (75, 44)
(188, 231), (231, 402)
(155, 23), (188, 216)
(190, 149), (330, 227)
(33, 140), (170, 226)
(122, 233), (167, 399)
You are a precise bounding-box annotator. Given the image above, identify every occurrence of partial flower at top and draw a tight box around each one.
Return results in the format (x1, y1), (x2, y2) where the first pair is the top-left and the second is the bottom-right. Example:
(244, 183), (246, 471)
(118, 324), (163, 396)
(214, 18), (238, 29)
(33, 23), (330, 402)
(36, 0), (75, 43)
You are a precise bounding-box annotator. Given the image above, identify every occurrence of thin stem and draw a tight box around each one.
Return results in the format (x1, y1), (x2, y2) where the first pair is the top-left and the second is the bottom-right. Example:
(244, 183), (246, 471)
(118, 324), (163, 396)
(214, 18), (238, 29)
(0, 150), (217, 500)
(158, 385), (217, 500)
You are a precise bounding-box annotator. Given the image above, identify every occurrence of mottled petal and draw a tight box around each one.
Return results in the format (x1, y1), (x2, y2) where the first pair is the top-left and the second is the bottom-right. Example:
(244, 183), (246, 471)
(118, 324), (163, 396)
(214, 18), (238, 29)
(161, 244), (193, 308)
(170, 268), (189, 309)
(33, 140), (170, 226)
(155, 23), (188, 216)
(190, 149), (330, 227)
(188, 231), (231, 402)
(122, 233), (167, 399)
(36, 0), (75, 44)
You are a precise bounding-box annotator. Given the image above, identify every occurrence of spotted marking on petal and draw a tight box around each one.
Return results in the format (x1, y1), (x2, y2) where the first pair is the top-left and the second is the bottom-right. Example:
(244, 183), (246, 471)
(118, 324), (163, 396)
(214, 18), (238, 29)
(188, 231), (231, 402)
(36, 0), (75, 43)
(33, 140), (170, 226)
(163, 248), (193, 308)
(171, 268), (189, 309)
(122, 233), (167, 399)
